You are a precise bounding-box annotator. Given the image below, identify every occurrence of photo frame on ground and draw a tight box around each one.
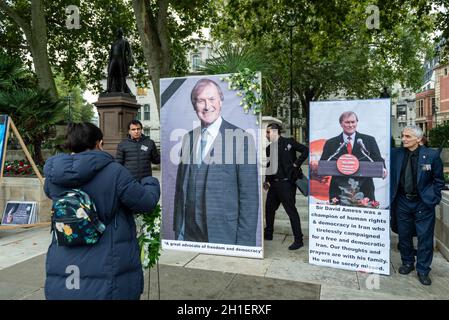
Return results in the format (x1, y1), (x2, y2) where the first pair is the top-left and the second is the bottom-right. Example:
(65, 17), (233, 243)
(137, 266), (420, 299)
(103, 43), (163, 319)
(1, 201), (37, 225)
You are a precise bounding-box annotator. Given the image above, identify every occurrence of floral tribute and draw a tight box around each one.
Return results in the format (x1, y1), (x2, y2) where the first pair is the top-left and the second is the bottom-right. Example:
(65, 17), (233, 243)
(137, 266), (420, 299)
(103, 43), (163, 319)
(221, 68), (262, 123)
(331, 178), (380, 208)
(136, 204), (161, 269)
(3, 159), (38, 176)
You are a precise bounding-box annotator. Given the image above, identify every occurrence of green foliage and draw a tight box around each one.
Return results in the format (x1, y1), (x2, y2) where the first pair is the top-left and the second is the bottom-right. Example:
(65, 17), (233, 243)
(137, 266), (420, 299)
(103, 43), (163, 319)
(429, 123), (449, 149)
(3, 159), (43, 176)
(202, 44), (276, 115)
(222, 68), (262, 120)
(0, 54), (29, 90)
(1, 0), (216, 108)
(212, 0), (434, 134)
(137, 204), (161, 269)
(0, 52), (64, 165)
(55, 75), (94, 123)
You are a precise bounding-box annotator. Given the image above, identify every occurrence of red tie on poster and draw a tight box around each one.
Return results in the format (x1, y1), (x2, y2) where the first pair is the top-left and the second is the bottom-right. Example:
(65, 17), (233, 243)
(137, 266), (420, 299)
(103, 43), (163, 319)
(347, 136), (352, 154)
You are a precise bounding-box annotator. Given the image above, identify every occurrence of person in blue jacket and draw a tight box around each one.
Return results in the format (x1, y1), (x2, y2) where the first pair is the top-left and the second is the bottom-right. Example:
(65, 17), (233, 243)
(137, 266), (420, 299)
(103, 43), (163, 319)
(43, 122), (160, 300)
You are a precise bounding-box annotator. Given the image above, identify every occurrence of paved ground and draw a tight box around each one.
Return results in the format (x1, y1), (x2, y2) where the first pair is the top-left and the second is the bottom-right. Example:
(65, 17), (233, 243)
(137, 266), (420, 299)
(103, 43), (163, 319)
(1, 169), (449, 300)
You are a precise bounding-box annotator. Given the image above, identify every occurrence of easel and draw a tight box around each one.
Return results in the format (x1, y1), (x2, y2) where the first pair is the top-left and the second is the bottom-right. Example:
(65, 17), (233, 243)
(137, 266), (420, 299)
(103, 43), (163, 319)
(0, 116), (44, 184)
(0, 116), (49, 231)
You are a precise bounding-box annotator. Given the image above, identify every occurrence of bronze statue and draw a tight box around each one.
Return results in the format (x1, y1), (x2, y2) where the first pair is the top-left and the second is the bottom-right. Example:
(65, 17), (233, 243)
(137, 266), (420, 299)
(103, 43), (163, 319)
(106, 28), (134, 93)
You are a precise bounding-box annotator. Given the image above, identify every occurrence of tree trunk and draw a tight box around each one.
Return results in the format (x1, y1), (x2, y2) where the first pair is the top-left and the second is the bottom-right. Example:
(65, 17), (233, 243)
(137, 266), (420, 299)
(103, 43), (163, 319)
(32, 140), (44, 166)
(30, 0), (57, 99)
(0, 0), (57, 99)
(132, 0), (171, 116)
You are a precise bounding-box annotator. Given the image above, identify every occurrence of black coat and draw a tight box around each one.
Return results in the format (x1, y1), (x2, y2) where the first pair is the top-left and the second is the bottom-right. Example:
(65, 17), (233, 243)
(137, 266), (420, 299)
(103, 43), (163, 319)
(266, 136), (309, 184)
(116, 134), (160, 180)
(320, 132), (384, 202)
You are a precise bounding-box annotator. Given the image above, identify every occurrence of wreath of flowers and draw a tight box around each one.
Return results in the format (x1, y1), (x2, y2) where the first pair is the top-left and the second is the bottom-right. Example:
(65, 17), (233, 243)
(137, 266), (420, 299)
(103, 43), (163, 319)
(221, 68), (262, 123)
(136, 204), (161, 269)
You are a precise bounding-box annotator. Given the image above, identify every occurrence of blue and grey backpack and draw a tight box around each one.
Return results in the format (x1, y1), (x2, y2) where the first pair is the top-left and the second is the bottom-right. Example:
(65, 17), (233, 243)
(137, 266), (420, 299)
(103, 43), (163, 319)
(51, 189), (106, 247)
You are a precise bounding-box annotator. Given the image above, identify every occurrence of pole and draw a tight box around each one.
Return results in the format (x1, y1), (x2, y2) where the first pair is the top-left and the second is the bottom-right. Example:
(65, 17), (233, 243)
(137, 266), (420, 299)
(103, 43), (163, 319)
(68, 95), (72, 123)
(289, 25), (293, 136)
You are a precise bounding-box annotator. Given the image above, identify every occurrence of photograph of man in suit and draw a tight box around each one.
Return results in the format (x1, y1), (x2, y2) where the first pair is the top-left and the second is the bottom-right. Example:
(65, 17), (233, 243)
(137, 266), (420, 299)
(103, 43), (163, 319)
(390, 125), (444, 286)
(319, 111), (387, 204)
(173, 78), (259, 246)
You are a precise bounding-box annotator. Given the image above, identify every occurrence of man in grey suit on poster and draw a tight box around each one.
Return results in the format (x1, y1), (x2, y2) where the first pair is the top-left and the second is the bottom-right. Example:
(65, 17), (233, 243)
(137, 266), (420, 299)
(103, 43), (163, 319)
(173, 78), (259, 246)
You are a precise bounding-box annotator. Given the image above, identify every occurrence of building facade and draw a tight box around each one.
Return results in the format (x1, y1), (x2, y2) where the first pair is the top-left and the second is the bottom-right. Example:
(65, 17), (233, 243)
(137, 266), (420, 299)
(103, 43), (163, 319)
(415, 89), (435, 135)
(435, 62), (449, 125)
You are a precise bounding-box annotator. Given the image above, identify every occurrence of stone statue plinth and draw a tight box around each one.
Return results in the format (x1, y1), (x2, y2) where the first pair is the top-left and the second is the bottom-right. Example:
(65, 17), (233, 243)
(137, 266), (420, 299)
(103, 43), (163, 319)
(94, 92), (140, 156)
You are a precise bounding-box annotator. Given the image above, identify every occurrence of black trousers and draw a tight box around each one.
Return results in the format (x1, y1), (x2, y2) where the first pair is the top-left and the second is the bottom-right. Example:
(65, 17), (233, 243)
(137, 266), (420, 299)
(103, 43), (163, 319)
(265, 180), (303, 241)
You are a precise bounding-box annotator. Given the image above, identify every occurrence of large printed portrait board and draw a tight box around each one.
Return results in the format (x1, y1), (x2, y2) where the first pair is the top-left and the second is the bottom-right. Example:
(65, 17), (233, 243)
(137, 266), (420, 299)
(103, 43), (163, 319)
(160, 74), (263, 258)
(309, 99), (391, 275)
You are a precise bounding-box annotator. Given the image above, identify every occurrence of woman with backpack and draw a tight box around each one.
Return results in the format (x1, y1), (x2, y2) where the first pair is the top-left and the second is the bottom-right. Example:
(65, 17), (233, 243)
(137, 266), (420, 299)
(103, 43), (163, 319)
(43, 122), (160, 300)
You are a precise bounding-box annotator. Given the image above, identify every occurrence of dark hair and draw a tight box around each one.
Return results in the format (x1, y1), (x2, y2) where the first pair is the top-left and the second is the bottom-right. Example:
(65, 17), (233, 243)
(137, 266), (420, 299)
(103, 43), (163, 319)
(128, 119), (143, 130)
(267, 123), (282, 132)
(191, 78), (224, 108)
(64, 122), (103, 153)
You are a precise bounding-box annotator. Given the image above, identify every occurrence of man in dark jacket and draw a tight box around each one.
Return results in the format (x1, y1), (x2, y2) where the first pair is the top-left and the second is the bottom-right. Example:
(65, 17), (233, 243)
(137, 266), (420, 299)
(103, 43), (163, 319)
(116, 120), (160, 180)
(264, 123), (308, 250)
(391, 125), (444, 286)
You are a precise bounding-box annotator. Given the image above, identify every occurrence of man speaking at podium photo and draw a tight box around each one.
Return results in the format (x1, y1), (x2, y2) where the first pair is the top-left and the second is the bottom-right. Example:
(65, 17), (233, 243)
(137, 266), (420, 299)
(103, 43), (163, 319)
(319, 111), (386, 203)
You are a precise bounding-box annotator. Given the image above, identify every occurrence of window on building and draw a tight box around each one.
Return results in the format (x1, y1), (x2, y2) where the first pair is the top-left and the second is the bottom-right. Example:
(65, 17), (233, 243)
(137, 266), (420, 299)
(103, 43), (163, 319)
(445, 68), (448, 76)
(417, 100), (424, 117)
(144, 104), (150, 120)
(144, 128), (151, 137)
(136, 107), (142, 120)
(192, 54), (201, 70)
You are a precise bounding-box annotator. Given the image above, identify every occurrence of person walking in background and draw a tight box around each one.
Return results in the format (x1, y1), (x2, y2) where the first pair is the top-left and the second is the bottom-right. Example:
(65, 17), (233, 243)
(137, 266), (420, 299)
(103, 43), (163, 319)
(391, 125), (444, 286)
(264, 123), (308, 250)
(116, 119), (160, 181)
(44, 122), (160, 299)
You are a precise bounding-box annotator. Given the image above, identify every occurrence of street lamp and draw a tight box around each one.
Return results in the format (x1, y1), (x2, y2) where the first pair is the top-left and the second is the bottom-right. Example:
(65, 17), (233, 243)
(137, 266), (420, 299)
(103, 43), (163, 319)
(287, 18), (296, 137)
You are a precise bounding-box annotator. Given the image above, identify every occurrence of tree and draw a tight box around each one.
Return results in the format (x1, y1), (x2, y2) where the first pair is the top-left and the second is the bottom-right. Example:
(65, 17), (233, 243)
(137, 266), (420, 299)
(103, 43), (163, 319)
(132, 0), (216, 111)
(201, 43), (277, 116)
(56, 75), (95, 123)
(213, 0), (434, 139)
(0, 0), (140, 98)
(0, 0), (57, 98)
(429, 123), (449, 150)
(0, 53), (64, 165)
(1, 0), (215, 116)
